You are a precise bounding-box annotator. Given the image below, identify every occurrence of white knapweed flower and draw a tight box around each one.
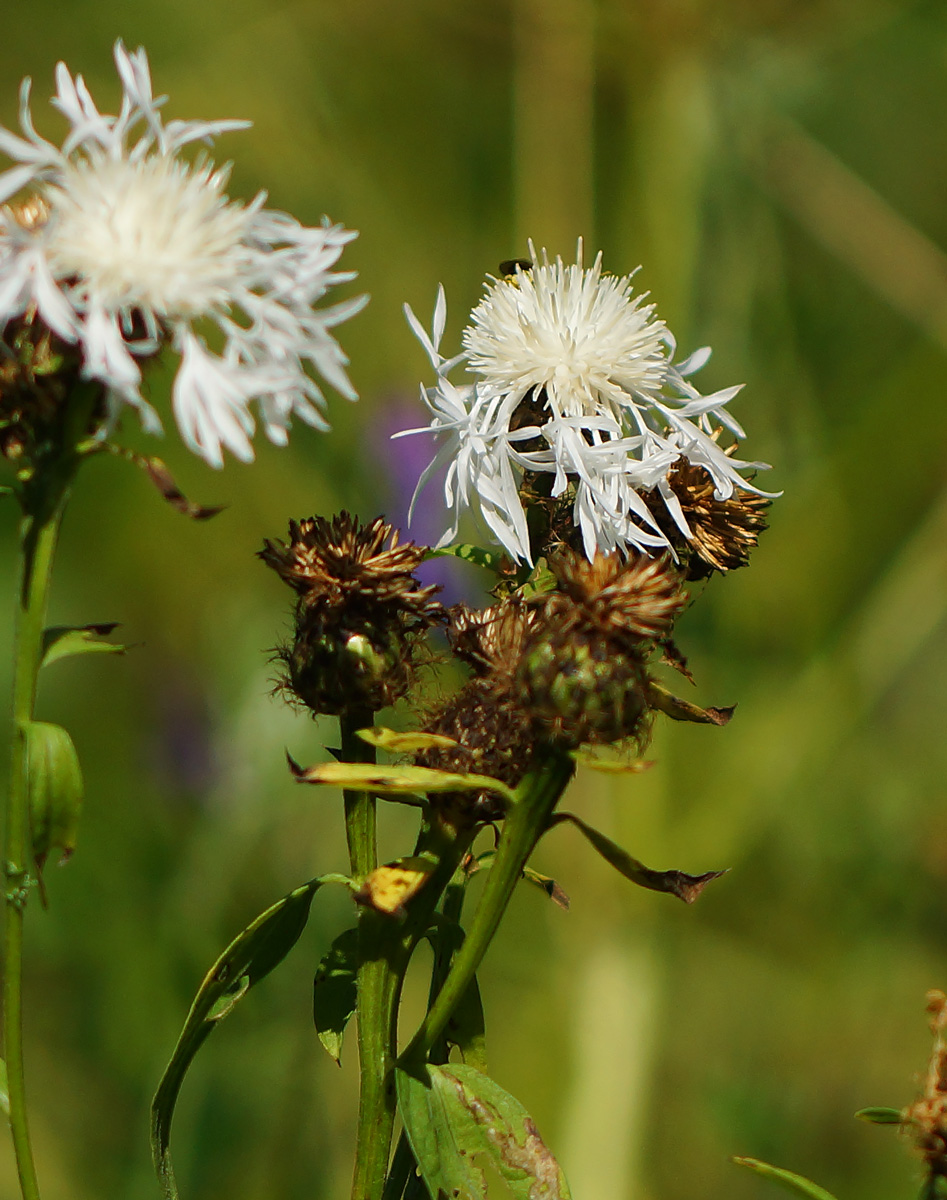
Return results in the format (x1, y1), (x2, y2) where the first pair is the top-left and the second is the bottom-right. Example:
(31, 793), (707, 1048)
(400, 242), (772, 563)
(0, 41), (366, 467)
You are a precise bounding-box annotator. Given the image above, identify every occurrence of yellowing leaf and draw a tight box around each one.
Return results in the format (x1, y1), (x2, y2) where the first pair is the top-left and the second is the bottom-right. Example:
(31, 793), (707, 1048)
(357, 858), (436, 915)
(356, 727), (458, 753)
(288, 756), (517, 804)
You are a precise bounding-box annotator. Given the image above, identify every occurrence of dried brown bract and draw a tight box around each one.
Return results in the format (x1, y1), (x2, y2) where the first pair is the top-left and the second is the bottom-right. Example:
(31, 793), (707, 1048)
(542, 549), (687, 646)
(446, 598), (537, 678)
(650, 454), (769, 579)
(907, 990), (947, 1184)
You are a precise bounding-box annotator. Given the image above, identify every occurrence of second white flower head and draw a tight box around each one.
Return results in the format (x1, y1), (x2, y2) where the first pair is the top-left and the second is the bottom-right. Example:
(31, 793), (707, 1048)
(0, 41), (366, 466)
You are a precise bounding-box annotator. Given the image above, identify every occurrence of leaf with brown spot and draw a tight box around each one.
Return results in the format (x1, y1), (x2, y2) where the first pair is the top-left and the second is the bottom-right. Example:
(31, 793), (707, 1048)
(397, 1063), (571, 1200)
(287, 755), (517, 805)
(647, 681), (735, 725)
(548, 812), (727, 903)
(41, 623), (125, 668)
(357, 727), (458, 754)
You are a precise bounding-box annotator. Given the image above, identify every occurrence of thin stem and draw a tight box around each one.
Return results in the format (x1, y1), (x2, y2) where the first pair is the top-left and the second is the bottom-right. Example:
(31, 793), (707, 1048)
(341, 710), (396, 1200)
(400, 752), (574, 1069)
(3, 495), (69, 1200)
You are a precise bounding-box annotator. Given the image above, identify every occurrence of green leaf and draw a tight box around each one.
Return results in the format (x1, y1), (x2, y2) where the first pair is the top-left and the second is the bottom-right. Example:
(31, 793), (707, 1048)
(151, 874), (347, 1200)
(313, 928), (359, 1064)
(428, 543), (508, 573)
(731, 1157), (840, 1200)
(646, 681), (735, 726)
(397, 1063), (570, 1200)
(854, 1106), (904, 1125)
(0, 1059), (8, 1117)
(446, 974), (487, 1073)
(41, 623), (125, 668)
(357, 727), (458, 754)
(474, 850), (569, 909)
(548, 812), (726, 903)
(25, 720), (83, 879)
(288, 755), (517, 805)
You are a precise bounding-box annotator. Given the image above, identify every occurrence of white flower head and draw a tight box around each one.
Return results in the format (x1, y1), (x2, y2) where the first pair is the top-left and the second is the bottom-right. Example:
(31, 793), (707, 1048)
(400, 242), (773, 563)
(0, 41), (366, 467)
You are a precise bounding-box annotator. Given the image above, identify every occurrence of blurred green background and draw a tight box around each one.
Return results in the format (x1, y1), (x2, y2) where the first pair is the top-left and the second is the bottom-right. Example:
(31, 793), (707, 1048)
(2, 0), (947, 1197)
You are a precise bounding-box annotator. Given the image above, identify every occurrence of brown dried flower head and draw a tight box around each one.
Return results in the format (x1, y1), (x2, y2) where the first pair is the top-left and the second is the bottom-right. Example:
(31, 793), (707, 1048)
(907, 990), (947, 1182)
(260, 513), (442, 623)
(542, 549), (687, 646)
(446, 598), (537, 678)
(260, 513), (444, 716)
(652, 454), (769, 579)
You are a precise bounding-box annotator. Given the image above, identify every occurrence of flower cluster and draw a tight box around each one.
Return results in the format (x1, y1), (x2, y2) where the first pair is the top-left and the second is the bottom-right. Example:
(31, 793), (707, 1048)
(400, 243), (772, 564)
(0, 42), (364, 467)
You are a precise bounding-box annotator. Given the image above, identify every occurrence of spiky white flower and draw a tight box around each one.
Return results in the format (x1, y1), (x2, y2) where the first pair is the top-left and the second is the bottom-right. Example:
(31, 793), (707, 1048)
(400, 242), (772, 563)
(0, 41), (366, 467)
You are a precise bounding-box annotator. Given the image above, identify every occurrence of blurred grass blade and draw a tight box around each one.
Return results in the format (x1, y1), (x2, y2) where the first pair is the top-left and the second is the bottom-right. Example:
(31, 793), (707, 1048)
(151, 874), (348, 1199)
(549, 811), (726, 903)
(0, 1059), (8, 1117)
(397, 1063), (571, 1200)
(732, 1156), (839, 1200)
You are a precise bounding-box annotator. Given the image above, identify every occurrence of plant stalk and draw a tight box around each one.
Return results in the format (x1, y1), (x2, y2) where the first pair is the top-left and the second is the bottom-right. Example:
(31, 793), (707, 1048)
(400, 751), (574, 1068)
(341, 709), (396, 1200)
(3, 492), (69, 1200)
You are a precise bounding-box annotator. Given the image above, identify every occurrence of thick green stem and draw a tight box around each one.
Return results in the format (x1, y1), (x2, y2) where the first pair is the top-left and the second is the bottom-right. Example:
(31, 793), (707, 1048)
(341, 710), (397, 1200)
(401, 751), (574, 1068)
(3, 494), (68, 1200)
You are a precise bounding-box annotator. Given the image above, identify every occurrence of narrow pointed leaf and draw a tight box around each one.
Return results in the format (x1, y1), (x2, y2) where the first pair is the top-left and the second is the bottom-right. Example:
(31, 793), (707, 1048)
(41, 623), (125, 668)
(313, 928), (359, 1064)
(25, 720), (83, 880)
(151, 874), (347, 1199)
(571, 752), (653, 775)
(357, 727), (458, 754)
(397, 1063), (570, 1200)
(731, 1157), (839, 1200)
(288, 755), (517, 804)
(549, 812), (726, 903)
(428, 543), (508, 573)
(855, 1106), (904, 1125)
(474, 850), (569, 909)
(647, 681), (735, 725)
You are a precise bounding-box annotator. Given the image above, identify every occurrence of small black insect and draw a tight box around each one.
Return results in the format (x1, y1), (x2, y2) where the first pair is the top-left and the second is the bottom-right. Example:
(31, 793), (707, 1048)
(498, 258), (533, 277)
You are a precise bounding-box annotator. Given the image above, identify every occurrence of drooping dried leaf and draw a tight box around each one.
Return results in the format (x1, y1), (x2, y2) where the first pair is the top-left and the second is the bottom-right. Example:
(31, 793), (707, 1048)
(549, 812), (727, 903)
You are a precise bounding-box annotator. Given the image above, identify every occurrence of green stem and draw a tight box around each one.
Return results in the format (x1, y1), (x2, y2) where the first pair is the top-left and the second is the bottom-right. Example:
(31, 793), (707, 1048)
(341, 710), (397, 1200)
(3, 384), (100, 1200)
(3, 492), (69, 1200)
(400, 751), (574, 1068)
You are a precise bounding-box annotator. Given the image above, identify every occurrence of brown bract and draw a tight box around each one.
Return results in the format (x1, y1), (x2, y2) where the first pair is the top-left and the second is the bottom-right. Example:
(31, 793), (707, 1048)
(446, 598), (537, 678)
(541, 549), (687, 646)
(260, 513), (443, 625)
(653, 455), (769, 578)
